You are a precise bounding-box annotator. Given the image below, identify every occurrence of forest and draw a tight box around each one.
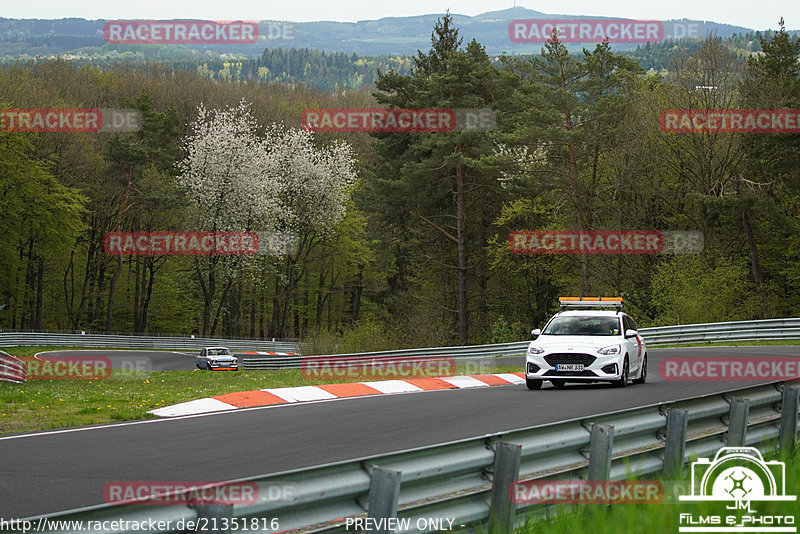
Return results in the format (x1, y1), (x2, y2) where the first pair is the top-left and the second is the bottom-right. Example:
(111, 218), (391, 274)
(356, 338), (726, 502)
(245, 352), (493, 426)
(0, 15), (798, 351)
(0, 35), (777, 92)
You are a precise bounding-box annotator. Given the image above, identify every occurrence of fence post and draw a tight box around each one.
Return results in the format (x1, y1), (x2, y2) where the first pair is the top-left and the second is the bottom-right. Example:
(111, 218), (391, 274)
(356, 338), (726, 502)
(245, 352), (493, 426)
(194, 504), (233, 534)
(588, 424), (614, 481)
(779, 386), (799, 456)
(367, 467), (402, 533)
(489, 442), (522, 534)
(663, 409), (688, 477)
(727, 397), (750, 447)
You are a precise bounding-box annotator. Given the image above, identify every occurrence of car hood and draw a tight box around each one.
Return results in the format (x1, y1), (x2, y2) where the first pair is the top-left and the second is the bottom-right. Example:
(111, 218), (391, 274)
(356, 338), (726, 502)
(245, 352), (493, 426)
(529, 335), (622, 351)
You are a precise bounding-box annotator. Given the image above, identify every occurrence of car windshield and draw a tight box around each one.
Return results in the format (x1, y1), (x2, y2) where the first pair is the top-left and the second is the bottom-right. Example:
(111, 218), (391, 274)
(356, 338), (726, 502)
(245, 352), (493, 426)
(542, 316), (621, 336)
(207, 349), (230, 356)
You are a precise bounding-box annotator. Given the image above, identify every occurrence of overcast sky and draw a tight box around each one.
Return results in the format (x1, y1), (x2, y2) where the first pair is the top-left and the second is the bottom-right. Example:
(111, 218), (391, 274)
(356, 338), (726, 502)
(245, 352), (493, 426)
(0, 0), (795, 31)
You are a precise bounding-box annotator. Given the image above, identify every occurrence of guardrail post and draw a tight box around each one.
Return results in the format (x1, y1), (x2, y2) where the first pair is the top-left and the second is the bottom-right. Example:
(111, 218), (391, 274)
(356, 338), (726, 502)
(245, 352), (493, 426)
(367, 467), (401, 533)
(489, 442), (521, 534)
(663, 409), (688, 477)
(779, 386), (799, 456)
(194, 504), (233, 534)
(727, 397), (750, 447)
(588, 424), (614, 481)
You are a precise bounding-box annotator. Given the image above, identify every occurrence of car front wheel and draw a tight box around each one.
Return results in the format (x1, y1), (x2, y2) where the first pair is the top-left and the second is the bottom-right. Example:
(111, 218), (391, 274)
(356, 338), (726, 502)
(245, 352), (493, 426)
(526, 378), (542, 390)
(613, 357), (629, 388)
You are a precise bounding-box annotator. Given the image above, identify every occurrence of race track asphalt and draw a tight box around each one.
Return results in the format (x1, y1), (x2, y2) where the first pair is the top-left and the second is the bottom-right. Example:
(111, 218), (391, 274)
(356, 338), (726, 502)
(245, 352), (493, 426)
(1, 345), (798, 518)
(34, 349), (198, 371)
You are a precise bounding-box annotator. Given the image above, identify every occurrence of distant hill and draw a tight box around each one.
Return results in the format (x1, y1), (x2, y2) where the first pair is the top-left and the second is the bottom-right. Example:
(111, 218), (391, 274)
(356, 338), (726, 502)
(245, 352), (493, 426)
(1, 7), (794, 59)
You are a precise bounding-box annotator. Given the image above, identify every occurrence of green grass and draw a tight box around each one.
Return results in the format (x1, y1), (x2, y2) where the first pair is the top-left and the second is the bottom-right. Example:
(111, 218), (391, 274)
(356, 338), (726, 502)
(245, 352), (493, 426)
(514, 448), (800, 534)
(0, 346), (522, 435)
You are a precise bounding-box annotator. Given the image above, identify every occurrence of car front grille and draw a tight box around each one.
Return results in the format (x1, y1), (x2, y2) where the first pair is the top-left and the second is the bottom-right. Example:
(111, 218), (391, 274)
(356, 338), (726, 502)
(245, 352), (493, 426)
(543, 369), (597, 377)
(544, 353), (597, 366)
(542, 369), (597, 377)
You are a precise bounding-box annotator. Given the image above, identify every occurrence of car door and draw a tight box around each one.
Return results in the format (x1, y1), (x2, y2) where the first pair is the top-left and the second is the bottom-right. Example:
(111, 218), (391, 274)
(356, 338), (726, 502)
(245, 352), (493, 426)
(623, 315), (643, 374)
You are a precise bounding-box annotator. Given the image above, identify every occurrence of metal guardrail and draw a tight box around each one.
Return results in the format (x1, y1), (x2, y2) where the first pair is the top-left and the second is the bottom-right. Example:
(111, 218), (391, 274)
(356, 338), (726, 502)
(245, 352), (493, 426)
(242, 352), (465, 370)
(241, 341), (531, 369)
(0, 328), (300, 341)
(241, 318), (800, 370)
(641, 317), (800, 345)
(0, 350), (26, 383)
(642, 317), (800, 334)
(27, 382), (800, 533)
(1, 318), (795, 374)
(0, 332), (299, 353)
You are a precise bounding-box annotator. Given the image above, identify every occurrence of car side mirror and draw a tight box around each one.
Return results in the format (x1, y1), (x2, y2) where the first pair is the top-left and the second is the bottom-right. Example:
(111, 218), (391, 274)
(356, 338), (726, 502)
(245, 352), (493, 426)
(625, 329), (638, 338)
(531, 328), (541, 338)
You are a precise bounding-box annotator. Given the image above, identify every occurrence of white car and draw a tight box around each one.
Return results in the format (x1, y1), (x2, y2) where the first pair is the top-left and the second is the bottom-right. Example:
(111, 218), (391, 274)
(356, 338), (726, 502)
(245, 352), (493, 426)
(525, 297), (647, 390)
(195, 347), (239, 371)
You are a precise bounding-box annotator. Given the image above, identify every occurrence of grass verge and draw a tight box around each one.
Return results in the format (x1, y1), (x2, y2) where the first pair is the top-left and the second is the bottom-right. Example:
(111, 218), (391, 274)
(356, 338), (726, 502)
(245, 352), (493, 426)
(0, 346), (522, 435)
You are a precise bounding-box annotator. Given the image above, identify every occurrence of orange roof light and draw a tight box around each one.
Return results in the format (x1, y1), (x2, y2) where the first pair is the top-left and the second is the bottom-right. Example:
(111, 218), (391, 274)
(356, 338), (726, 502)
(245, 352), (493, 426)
(558, 296), (623, 302)
(558, 296), (624, 309)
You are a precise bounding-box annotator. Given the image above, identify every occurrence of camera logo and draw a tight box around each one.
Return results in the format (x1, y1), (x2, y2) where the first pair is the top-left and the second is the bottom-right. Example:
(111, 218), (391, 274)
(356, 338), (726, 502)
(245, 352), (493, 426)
(678, 447), (796, 532)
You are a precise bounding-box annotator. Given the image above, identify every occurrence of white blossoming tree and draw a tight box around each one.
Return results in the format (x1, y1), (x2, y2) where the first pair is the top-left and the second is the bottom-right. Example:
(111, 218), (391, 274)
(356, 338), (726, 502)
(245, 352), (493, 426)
(261, 125), (358, 337)
(177, 101), (357, 336)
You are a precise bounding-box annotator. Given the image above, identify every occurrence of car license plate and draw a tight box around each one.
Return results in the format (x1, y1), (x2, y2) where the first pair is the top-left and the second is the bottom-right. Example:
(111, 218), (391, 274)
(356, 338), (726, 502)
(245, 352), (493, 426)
(556, 364), (584, 371)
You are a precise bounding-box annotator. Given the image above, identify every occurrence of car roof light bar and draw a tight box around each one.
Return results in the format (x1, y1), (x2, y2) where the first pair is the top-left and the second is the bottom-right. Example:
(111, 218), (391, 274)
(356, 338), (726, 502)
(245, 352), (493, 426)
(559, 296), (624, 310)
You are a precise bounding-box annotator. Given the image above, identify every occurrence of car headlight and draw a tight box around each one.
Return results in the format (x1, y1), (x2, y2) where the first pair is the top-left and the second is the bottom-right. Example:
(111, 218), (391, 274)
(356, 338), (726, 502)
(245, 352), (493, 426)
(597, 345), (621, 355)
(528, 345), (545, 355)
